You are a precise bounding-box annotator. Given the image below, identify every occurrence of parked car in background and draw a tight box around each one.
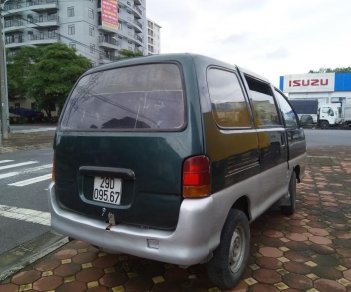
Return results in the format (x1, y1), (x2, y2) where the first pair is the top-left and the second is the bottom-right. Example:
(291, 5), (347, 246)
(49, 53), (306, 289)
(9, 107), (44, 123)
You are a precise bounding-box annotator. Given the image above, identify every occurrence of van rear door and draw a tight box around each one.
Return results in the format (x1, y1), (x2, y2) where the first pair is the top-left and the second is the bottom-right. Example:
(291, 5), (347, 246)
(54, 62), (201, 230)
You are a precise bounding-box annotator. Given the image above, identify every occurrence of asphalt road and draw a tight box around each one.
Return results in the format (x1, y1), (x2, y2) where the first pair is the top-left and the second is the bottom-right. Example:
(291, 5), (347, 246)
(0, 148), (53, 254)
(304, 128), (351, 148)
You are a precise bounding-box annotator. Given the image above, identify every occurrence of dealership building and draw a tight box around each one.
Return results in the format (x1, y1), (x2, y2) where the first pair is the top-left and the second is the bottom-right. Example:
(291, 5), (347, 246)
(279, 72), (351, 106)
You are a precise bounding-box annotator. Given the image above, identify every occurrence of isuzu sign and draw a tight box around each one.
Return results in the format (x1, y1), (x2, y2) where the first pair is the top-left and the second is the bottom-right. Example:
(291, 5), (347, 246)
(283, 73), (335, 93)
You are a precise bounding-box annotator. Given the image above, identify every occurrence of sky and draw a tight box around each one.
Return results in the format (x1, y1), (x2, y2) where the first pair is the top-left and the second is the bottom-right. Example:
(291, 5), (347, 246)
(146, 0), (351, 86)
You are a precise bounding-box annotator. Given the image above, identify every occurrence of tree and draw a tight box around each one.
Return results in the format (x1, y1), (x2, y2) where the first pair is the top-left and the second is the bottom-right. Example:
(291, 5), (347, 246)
(117, 49), (143, 59)
(309, 67), (351, 73)
(7, 46), (42, 100)
(25, 43), (92, 119)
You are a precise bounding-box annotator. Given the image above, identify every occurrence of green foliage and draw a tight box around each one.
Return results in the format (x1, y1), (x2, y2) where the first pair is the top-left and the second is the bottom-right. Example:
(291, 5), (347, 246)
(24, 43), (92, 117)
(309, 67), (351, 73)
(7, 46), (42, 100)
(118, 49), (143, 59)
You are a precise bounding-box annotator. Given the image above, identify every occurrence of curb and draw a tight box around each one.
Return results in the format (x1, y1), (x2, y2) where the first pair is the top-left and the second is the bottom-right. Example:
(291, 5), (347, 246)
(0, 231), (68, 281)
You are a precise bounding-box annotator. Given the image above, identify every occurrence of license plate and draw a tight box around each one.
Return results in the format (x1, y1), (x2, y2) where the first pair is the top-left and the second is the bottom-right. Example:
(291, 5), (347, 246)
(93, 176), (122, 205)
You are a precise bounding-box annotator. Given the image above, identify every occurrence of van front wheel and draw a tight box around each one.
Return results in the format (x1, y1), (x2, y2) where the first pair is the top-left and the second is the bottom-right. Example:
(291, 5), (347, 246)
(207, 209), (250, 290)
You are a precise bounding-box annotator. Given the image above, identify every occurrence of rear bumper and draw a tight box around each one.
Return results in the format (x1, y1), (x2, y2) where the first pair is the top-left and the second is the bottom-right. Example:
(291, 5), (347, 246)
(48, 183), (220, 266)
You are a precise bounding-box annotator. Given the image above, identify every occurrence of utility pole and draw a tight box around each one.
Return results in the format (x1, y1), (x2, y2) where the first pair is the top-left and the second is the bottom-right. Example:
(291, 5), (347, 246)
(0, 0), (9, 146)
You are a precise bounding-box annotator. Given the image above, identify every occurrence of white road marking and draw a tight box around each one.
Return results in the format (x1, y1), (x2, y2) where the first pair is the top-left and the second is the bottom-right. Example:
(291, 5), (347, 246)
(8, 174), (52, 187)
(0, 172), (18, 179)
(22, 164), (52, 173)
(0, 160), (14, 164)
(0, 204), (50, 226)
(0, 161), (38, 171)
(12, 127), (56, 133)
(0, 164), (52, 180)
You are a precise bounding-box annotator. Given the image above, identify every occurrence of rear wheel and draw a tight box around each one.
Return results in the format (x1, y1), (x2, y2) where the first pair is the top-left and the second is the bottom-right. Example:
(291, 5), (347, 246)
(281, 171), (297, 216)
(207, 209), (250, 290)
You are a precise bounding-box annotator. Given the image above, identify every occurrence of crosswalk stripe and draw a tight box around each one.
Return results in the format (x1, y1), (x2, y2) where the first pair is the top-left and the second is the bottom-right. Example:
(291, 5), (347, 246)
(0, 204), (50, 226)
(0, 161), (38, 171)
(0, 160), (14, 164)
(0, 164), (52, 181)
(8, 174), (52, 187)
(0, 172), (18, 179)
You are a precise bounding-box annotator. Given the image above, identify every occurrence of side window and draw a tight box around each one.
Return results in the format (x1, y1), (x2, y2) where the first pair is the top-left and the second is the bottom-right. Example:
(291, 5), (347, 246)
(245, 75), (280, 127)
(274, 90), (298, 128)
(207, 68), (251, 128)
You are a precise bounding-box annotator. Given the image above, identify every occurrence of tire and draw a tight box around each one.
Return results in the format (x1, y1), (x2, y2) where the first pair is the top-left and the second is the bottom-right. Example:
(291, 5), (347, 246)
(281, 171), (297, 216)
(207, 209), (250, 290)
(320, 120), (329, 129)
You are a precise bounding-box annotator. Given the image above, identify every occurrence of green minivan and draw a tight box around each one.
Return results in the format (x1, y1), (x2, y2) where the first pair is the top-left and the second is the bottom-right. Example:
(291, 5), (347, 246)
(49, 53), (306, 289)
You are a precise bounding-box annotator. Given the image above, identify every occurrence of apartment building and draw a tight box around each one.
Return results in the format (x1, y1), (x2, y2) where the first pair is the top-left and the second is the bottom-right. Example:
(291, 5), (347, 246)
(147, 18), (160, 55)
(3, 0), (147, 66)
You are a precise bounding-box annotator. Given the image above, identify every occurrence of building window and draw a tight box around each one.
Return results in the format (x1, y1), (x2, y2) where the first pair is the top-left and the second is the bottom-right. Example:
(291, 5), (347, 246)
(68, 24), (75, 35)
(89, 26), (94, 37)
(88, 8), (94, 19)
(118, 22), (123, 30)
(90, 44), (95, 54)
(69, 43), (76, 49)
(67, 6), (74, 17)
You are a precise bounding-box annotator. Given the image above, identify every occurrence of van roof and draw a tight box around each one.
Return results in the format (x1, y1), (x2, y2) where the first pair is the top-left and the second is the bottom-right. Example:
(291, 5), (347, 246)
(85, 53), (270, 83)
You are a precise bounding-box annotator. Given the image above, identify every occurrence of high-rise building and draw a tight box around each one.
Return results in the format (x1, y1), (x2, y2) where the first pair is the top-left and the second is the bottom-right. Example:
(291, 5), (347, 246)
(147, 18), (160, 55)
(3, 0), (147, 66)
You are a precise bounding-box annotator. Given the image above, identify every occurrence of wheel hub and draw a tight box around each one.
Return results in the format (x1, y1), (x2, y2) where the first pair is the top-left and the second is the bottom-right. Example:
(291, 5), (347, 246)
(229, 226), (245, 273)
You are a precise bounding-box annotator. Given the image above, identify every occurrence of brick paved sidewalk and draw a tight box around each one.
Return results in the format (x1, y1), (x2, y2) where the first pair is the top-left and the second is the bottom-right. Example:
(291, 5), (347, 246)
(1, 147), (350, 292)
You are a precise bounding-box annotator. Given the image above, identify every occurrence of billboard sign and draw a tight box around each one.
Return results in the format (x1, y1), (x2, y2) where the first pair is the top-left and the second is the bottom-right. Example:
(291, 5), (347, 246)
(283, 73), (335, 93)
(101, 0), (118, 31)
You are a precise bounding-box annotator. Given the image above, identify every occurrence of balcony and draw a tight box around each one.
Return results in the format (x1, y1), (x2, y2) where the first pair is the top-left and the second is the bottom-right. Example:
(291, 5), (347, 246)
(99, 52), (118, 64)
(98, 35), (120, 49)
(118, 14), (142, 33)
(118, 0), (143, 19)
(134, 5), (142, 17)
(134, 19), (142, 30)
(28, 14), (59, 28)
(5, 31), (59, 48)
(115, 29), (143, 47)
(3, 0), (58, 14)
(4, 19), (25, 32)
(4, 15), (59, 33)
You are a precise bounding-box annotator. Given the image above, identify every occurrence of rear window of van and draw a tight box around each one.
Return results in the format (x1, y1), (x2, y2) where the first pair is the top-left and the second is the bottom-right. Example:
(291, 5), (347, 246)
(60, 63), (185, 131)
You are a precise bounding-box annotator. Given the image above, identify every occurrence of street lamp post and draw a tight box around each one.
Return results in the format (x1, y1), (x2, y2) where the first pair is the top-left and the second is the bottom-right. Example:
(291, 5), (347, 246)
(0, 0), (10, 145)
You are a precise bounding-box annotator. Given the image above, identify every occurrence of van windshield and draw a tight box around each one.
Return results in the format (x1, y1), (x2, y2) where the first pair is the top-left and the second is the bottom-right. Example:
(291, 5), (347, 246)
(60, 63), (185, 131)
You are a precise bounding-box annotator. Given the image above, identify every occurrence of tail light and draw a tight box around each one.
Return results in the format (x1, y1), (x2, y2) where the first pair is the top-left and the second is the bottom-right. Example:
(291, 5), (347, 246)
(52, 153), (56, 182)
(182, 155), (211, 198)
